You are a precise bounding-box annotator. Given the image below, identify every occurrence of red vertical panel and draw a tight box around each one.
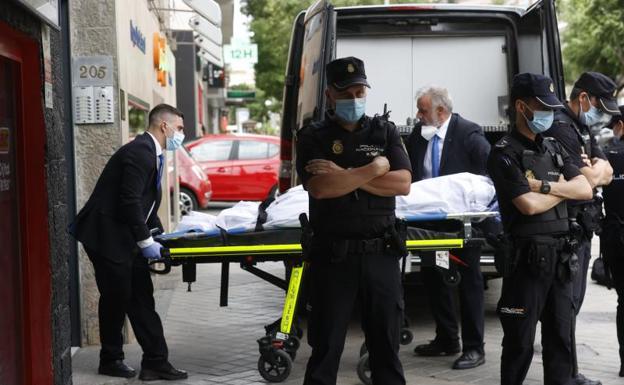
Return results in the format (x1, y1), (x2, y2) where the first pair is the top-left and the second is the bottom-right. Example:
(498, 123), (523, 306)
(0, 20), (53, 385)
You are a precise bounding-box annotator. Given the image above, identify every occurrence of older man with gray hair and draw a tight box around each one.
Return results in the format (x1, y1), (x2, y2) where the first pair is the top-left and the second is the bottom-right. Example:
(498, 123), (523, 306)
(406, 86), (491, 370)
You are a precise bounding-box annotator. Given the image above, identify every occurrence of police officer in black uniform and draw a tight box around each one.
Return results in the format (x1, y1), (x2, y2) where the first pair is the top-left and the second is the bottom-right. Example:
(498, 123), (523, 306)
(543, 72), (620, 385)
(296, 57), (412, 385)
(599, 105), (624, 377)
(488, 73), (593, 385)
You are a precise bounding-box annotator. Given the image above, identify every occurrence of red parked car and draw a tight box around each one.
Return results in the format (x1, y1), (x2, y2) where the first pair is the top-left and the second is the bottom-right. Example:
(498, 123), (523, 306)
(172, 146), (212, 215)
(185, 134), (280, 201)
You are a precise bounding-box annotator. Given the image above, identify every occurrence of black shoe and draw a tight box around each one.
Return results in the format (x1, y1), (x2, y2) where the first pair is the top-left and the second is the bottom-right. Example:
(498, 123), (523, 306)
(98, 360), (136, 378)
(413, 340), (460, 356)
(574, 373), (602, 385)
(139, 362), (188, 381)
(452, 349), (485, 370)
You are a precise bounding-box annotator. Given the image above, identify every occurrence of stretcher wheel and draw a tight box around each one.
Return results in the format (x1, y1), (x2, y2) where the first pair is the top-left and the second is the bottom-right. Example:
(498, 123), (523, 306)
(357, 353), (373, 385)
(443, 270), (461, 287)
(258, 349), (292, 383)
(400, 328), (414, 345)
(359, 342), (368, 357)
(284, 336), (300, 360)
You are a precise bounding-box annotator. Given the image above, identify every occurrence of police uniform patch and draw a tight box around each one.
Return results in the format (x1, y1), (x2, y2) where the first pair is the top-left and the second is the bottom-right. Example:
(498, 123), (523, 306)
(525, 170), (535, 179)
(549, 83), (554, 93)
(332, 140), (344, 154)
(347, 64), (355, 73)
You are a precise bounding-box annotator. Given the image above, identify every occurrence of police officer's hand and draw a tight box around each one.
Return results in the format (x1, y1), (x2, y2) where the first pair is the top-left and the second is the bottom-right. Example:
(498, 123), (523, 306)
(140, 241), (164, 260)
(305, 159), (344, 175)
(370, 156), (390, 176)
(581, 153), (592, 167)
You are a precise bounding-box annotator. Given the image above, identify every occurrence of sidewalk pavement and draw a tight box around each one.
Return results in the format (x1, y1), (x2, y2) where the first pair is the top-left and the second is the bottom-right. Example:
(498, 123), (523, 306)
(73, 238), (622, 384)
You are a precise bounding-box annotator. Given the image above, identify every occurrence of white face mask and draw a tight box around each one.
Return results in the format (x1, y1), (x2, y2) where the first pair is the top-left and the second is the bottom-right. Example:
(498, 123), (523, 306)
(420, 125), (438, 141)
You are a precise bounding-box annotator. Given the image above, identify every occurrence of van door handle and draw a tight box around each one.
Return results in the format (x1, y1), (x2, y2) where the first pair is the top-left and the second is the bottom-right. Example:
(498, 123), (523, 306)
(217, 167), (226, 173)
(263, 165), (273, 170)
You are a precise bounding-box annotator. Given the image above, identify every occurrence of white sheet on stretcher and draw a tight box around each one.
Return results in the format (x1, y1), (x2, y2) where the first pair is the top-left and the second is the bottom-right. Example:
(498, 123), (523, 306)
(395, 173), (496, 218)
(175, 173), (496, 233)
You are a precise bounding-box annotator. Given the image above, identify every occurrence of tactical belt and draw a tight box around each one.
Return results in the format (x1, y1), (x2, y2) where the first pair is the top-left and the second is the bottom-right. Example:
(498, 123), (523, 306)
(315, 236), (388, 255)
(345, 237), (387, 254)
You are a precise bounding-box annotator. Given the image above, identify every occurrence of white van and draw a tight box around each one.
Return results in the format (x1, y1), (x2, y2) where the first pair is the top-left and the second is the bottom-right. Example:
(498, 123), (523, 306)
(278, 0), (564, 191)
(277, 0), (565, 277)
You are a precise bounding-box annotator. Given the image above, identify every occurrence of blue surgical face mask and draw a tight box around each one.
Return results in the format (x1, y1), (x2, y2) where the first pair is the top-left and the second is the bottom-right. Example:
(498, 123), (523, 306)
(165, 124), (185, 151)
(521, 103), (554, 134)
(334, 97), (366, 123)
(580, 95), (611, 128)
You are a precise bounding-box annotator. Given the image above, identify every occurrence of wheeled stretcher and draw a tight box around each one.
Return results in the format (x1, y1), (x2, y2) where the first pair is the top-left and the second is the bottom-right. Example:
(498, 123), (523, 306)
(152, 211), (498, 383)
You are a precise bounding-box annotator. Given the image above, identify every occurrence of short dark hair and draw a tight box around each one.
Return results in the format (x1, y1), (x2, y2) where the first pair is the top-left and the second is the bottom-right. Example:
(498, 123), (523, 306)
(148, 104), (184, 127)
(509, 96), (532, 123)
(569, 87), (584, 101)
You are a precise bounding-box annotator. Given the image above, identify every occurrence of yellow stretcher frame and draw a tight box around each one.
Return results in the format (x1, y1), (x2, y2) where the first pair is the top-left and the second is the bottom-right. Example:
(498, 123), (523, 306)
(166, 238), (464, 258)
(162, 238), (464, 336)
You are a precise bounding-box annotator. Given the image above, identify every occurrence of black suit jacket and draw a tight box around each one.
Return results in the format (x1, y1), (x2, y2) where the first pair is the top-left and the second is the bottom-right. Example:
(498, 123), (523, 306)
(72, 132), (163, 262)
(405, 113), (491, 182)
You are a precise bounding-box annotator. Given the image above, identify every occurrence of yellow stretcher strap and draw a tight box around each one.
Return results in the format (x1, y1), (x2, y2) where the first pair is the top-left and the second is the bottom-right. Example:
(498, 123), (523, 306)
(167, 239), (464, 259)
(280, 265), (304, 334)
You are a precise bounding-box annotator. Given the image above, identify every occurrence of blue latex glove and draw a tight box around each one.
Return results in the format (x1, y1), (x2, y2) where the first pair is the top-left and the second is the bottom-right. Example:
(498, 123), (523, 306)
(140, 241), (164, 260)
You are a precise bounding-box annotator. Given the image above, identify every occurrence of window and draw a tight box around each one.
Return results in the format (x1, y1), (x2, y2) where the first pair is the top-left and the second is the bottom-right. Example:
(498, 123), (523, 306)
(128, 106), (148, 138)
(238, 140), (269, 160)
(268, 143), (279, 157)
(190, 140), (233, 162)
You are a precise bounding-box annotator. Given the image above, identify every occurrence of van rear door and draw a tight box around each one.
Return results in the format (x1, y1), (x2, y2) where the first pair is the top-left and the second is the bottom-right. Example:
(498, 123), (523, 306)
(517, 0), (565, 97)
(279, 0), (336, 192)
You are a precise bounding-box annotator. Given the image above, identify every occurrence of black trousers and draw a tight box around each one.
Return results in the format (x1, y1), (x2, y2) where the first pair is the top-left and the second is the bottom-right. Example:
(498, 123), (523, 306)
(85, 247), (168, 369)
(569, 237), (592, 376)
(600, 226), (624, 364)
(572, 238), (592, 313)
(303, 250), (406, 385)
(499, 246), (574, 385)
(421, 246), (485, 352)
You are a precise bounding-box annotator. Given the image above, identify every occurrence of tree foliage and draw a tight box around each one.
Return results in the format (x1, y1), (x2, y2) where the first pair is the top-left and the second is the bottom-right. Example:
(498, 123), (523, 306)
(561, 0), (624, 90)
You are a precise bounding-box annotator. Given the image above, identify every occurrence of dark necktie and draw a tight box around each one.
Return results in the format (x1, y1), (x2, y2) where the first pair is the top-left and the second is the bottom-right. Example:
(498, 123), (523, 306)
(156, 154), (164, 189)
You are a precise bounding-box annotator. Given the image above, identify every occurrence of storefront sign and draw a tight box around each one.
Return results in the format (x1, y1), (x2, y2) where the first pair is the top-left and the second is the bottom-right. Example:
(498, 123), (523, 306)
(205, 63), (224, 88)
(223, 43), (258, 65)
(130, 20), (146, 54)
(153, 33), (168, 87)
(15, 0), (59, 29)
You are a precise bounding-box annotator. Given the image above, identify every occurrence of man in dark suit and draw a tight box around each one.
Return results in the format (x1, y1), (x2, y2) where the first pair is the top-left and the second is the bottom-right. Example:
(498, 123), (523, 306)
(71, 104), (187, 381)
(406, 86), (491, 369)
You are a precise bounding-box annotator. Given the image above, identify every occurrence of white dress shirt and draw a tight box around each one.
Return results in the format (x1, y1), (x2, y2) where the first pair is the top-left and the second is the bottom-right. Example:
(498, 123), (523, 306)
(422, 115), (451, 180)
(137, 132), (164, 248)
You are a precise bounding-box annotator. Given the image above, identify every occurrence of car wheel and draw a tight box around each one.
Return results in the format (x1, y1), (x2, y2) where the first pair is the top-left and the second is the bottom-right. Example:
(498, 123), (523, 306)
(179, 188), (198, 216)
